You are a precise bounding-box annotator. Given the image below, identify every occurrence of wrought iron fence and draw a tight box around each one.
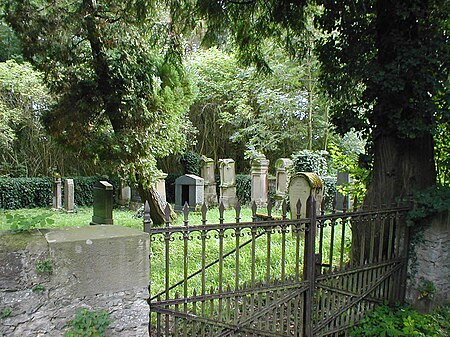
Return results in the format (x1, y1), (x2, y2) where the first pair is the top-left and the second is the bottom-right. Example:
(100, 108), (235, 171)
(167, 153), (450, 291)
(145, 196), (409, 337)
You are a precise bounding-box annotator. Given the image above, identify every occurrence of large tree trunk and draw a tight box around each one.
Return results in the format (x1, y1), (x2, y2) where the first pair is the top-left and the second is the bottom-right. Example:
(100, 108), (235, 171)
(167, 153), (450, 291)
(136, 184), (171, 225)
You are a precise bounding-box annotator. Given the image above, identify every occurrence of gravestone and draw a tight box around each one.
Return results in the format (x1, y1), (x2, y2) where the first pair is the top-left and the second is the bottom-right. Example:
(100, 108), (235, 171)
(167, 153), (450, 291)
(90, 180), (114, 225)
(52, 177), (62, 210)
(218, 159), (237, 208)
(251, 154), (270, 208)
(175, 174), (204, 211)
(201, 156), (218, 206)
(288, 172), (324, 219)
(118, 182), (131, 207)
(155, 172), (168, 204)
(64, 179), (75, 213)
(335, 171), (351, 211)
(275, 158), (293, 200)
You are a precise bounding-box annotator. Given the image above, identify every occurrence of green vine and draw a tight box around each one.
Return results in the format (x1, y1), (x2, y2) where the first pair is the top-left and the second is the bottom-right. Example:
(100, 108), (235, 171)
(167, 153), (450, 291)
(407, 185), (450, 227)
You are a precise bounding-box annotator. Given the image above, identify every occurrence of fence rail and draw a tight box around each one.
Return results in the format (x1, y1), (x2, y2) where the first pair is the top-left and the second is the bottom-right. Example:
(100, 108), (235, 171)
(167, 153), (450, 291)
(145, 196), (410, 337)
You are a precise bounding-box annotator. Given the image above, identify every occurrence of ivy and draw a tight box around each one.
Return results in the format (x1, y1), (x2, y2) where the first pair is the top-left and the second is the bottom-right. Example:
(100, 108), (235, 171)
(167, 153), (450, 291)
(407, 185), (450, 227)
(64, 308), (111, 337)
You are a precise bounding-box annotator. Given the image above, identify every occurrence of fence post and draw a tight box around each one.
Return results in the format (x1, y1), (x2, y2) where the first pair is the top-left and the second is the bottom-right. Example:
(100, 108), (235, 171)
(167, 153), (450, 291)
(303, 194), (317, 337)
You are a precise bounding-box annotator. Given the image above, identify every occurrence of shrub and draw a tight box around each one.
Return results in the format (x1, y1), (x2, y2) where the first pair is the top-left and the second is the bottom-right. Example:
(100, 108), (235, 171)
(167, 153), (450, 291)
(0, 176), (119, 209)
(350, 304), (450, 337)
(180, 151), (202, 176)
(291, 150), (328, 176)
(321, 176), (337, 211)
(236, 174), (251, 205)
(64, 308), (110, 337)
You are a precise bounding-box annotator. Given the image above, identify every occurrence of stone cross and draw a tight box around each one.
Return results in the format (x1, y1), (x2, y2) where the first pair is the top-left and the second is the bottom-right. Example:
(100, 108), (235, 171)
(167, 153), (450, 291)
(201, 156), (217, 206)
(251, 154), (270, 208)
(64, 179), (75, 213)
(90, 180), (114, 225)
(218, 159), (237, 209)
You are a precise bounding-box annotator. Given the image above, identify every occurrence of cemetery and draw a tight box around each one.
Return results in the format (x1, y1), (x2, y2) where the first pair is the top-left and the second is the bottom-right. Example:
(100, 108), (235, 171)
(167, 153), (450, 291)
(0, 1), (449, 336)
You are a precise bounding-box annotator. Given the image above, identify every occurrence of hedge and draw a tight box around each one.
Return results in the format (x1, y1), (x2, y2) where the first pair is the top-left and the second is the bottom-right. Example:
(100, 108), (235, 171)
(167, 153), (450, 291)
(0, 176), (119, 210)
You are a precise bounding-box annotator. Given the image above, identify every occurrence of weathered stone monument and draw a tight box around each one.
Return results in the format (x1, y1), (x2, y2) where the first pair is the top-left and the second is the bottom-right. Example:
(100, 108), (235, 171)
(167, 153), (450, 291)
(52, 176), (62, 210)
(251, 154), (270, 208)
(201, 156), (218, 206)
(336, 171), (351, 210)
(288, 172), (324, 219)
(90, 180), (114, 225)
(175, 174), (204, 211)
(218, 159), (237, 208)
(154, 172), (168, 204)
(118, 182), (131, 207)
(275, 158), (293, 200)
(63, 179), (75, 213)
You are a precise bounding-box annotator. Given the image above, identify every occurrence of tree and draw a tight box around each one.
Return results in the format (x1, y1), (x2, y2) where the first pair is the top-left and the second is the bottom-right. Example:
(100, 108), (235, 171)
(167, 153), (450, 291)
(5, 0), (195, 222)
(197, 0), (448, 200)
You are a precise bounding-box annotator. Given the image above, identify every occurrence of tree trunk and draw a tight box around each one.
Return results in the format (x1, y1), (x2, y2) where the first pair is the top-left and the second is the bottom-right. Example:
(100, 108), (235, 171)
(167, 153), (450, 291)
(136, 184), (171, 225)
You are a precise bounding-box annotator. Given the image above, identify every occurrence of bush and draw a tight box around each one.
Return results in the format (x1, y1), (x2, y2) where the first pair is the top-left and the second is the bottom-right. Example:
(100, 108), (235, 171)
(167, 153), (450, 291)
(0, 176), (119, 209)
(291, 150), (328, 176)
(321, 176), (337, 211)
(236, 174), (251, 205)
(165, 173), (183, 203)
(180, 151), (202, 176)
(351, 304), (450, 337)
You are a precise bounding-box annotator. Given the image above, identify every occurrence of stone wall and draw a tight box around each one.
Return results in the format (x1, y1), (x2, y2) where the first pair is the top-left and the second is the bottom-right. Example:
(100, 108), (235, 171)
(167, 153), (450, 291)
(406, 211), (449, 312)
(0, 226), (149, 336)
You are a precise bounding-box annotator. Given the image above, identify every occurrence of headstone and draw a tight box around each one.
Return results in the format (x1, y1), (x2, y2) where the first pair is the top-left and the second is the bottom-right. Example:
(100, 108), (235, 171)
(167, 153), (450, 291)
(201, 156), (218, 206)
(336, 171), (351, 211)
(118, 182), (131, 207)
(52, 177), (62, 210)
(175, 174), (204, 211)
(64, 179), (75, 213)
(275, 158), (293, 198)
(90, 180), (114, 225)
(251, 154), (270, 208)
(218, 159), (237, 208)
(154, 172), (168, 204)
(288, 172), (324, 219)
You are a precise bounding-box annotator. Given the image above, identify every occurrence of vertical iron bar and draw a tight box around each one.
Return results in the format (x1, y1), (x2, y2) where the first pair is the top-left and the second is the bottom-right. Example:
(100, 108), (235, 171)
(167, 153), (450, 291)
(329, 221), (335, 271)
(163, 204), (171, 336)
(218, 202), (225, 321)
(281, 224), (286, 281)
(182, 203), (189, 337)
(266, 226), (272, 283)
(303, 195), (316, 337)
(339, 219), (346, 270)
(235, 202), (241, 290)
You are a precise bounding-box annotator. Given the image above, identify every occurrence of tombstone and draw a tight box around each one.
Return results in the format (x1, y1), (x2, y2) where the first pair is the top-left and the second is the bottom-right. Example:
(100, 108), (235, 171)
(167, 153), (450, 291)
(218, 159), (237, 209)
(154, 172), (168, 204)
(64, 179), (75, 213)
(175, 174), (204, 211)
(118, 182), (131, 207)
(90, 180), (114, 225)
(335, 171), (352, 211)
(251, 154), (270, 208)
(201, 156), (218, 206)
(275, 158), (293, 199)
(52, 177), (62, 210)
(288, 172), (324, 219)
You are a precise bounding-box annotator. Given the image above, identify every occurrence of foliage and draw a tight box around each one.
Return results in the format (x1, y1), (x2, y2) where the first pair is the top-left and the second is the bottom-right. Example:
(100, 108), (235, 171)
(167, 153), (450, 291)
(35, 259), (53, 274)
(0, 307), (12, 319)
(64, 308), (110, 337)
(180, 151), (202, 176)
(321, 176), (337, 211)
(328, 133), (370, 205)
(350, 304), (450, 337)
(4, 0), (195, 189)
(434, 113), (450, 186)
(32, 284), (45, 294)
(187, 46), (331, 170)
(0, 176), (119, 209)
(0, 19), (22, 62)
(406, 185), (450, 227)
(291, 150), (328, 176)
(5, 211), (54, 232)
(236, 174), (251, 205)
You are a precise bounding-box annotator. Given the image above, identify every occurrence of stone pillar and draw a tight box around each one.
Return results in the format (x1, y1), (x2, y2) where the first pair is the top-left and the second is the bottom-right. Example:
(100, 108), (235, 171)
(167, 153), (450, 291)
(335, 171), (351, 211)
(90, 181), (113, 225)
(118, 182), (131, 207)
(53, 177), (62, 210)
(154, 172), (168, 203)
(64, 179), (75, 213)
(250, 154), (270, 208)
(218, 159), (237, 209)
(275, 158), (293, 200)
(201, 156), (217, 206)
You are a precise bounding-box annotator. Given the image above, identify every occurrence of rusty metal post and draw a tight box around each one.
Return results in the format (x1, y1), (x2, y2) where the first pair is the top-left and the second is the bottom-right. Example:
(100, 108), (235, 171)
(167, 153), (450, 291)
(303, 195), (317, 337)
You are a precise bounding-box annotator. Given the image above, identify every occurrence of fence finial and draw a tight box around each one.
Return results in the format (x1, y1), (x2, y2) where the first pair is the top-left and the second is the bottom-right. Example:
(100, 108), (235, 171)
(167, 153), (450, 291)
(143, 200), (152, 233)
(296, 198), (302, 219)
